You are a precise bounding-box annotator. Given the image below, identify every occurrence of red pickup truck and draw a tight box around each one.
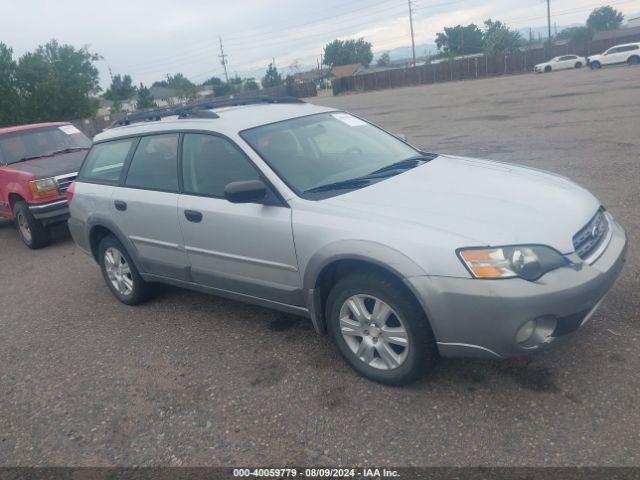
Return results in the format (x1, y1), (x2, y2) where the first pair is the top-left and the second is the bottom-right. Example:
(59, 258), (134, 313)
(0, 122), (91, 248)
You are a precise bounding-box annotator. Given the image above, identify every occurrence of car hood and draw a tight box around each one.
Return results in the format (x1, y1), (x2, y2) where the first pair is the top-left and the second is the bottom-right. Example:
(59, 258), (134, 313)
(5, 150), (87, 179)
(322, 155), (600, 253)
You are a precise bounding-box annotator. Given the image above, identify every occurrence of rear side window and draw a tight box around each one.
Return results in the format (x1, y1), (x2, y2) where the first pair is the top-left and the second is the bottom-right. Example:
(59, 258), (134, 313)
(125, 134), (179, 192)
(79, 139), (135, 183)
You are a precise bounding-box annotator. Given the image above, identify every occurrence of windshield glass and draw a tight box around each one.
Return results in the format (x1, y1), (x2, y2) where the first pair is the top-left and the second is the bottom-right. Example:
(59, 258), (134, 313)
(0, 125), (91, 165)
(241, 112), (422, 195)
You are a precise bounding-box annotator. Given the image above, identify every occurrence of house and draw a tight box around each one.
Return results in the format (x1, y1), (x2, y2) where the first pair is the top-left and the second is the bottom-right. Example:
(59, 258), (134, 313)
(293, 68), (331, 88)
(97, 99), (114, 116)
(328, 63), (366, 79)
(149, 86), (182, 107)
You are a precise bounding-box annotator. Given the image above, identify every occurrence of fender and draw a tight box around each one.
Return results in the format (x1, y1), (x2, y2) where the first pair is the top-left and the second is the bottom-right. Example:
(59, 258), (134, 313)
(302, 240), (428, 333)
(86, 214), (145, 273)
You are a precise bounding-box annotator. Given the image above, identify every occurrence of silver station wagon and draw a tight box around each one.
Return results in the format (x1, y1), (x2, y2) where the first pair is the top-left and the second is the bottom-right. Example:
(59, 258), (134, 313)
(68, 97), (627, 385)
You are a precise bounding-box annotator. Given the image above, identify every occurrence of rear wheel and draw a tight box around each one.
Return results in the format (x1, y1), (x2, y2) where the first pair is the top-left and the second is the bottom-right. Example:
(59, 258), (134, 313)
(574, 62), (583, 69)
(628, 56), (639, 66)
(98, 235), (152, 305)
(13, 201), (51, 249)
(590, 61), (601, 70)
(326, 272), (437, 386)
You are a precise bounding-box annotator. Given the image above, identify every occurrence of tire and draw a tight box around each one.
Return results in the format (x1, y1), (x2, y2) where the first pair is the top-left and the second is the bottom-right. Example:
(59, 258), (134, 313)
(628, 56), (639, 66)
(544, 66), (552, 73)
(574, 62), (582, 69)
(326, 272), (437, 386)
(590, 61), (601, 70)
(98, 235), (152, 305)
(13, 201), (51, 249)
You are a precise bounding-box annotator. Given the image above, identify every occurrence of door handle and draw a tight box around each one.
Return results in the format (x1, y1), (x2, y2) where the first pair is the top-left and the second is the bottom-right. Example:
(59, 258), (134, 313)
(184, 210), (203, 223)
(114, 200), (127, 211)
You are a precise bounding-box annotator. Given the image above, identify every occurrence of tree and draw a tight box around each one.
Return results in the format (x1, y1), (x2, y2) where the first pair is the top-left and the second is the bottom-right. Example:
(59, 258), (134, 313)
(435, 24), (483, 55)
(558, 26), (594, 44)
(244, 78), (259, 91)
(162, 73), (197, 100)
(202, 76), (224, 86)
(482, 19), (523, 54)
(16, 40), (100, 122)
(104, 74), (136, 101)
(0, 43), (19, 126)
(377, 52), (391, 67)
(587, 6), (624, 31)
(262, 62), (283, 88)
(323, 38), (374, 67)
(136, 83), (155, 109)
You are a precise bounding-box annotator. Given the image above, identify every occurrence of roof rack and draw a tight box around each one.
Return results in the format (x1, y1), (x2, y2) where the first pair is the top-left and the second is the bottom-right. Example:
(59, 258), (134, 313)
(111, 96), (306, 128)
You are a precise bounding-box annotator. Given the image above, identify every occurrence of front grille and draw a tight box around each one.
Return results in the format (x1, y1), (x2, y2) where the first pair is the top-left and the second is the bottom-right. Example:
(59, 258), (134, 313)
(573, 208), (609, 260)
(56, 174), (77, 194)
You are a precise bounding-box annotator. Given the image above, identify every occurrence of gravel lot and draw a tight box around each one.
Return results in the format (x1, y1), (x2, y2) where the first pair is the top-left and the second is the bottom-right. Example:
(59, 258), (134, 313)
(1, 66), (639, 467)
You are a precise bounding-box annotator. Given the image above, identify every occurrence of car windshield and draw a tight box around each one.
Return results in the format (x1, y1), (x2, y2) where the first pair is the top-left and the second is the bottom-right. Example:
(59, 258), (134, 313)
(241, 112), (428, 196)
(0, 125), (91, 165)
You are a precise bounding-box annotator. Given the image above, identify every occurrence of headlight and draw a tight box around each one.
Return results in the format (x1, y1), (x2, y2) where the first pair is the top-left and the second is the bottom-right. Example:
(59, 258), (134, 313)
(457, 245), (568, 281)
(29, 177), (59, 199)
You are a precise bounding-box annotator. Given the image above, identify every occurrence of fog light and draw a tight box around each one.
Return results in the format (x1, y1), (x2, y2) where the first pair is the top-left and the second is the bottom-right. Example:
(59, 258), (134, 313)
(516, 319), (537, 344)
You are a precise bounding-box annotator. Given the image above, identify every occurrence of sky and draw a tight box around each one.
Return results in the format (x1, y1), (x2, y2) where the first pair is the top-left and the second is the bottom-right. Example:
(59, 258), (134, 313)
(1, 0), (638, 89)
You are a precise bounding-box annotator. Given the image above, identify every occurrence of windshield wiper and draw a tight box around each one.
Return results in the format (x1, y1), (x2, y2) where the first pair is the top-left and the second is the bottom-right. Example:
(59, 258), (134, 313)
(16, 147), (88, 163)
(368, 153), (437, 176)
(304, 178), (373, 194)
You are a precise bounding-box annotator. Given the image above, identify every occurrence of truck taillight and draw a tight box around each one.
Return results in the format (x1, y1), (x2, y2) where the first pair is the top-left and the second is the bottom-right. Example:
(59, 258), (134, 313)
(66, 181), (75, 204)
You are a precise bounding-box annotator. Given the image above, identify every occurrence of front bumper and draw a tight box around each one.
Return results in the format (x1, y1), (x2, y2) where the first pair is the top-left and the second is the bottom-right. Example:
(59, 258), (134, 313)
(29, 199), (69, 226)
(408, 218), (627, 359)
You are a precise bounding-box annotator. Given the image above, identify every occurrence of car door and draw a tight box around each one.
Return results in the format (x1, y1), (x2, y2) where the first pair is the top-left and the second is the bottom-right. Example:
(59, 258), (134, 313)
(111, 133), (189, 280)
(556, 56), (571, 70)
(177, 133), (303, 306)
(603, 47), (621, 65)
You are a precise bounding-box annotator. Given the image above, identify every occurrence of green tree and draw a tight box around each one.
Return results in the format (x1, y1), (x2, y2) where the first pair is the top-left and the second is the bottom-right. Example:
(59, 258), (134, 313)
(0, 43), (20, 126)
(558, 26), (594, 44)
(16, 39), (100, 122)
(244, 78), (259, 91)
(376, 52), (391, 67)
(136, 83), (155, 109)
(482, 19), (523, 54)
(435, 24), (483, 55)
(587, 6), (624, 31)
(202, 76), (224, 86)
(323, 38), (374, 67)
(104, 74), (136, 101)
(163, 73), (197, 100)
(262, 63), (283, 88)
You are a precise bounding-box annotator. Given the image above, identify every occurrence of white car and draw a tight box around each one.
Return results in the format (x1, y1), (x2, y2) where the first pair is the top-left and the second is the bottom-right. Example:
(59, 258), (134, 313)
(588, 43), (640, 69)
(534, 55), (587, 73)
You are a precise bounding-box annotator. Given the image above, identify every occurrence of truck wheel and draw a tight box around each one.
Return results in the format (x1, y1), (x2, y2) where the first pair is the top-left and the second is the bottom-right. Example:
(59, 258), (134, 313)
(13, 201), (51, 249)
(98, 235), (152, 305)
(326, 272), (438, 386)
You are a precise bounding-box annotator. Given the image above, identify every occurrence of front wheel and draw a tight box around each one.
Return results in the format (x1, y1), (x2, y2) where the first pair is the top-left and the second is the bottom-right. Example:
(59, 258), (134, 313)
(590, 61), (601, 70)
(544, 66), (552, 73)
(13, 201), (51, 249)
(98, 235), (152, 305)
(326, 273), (437, 386)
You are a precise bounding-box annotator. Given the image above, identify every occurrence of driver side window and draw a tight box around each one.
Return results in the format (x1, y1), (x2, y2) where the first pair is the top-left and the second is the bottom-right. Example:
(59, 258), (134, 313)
(182, 133), (260, 198)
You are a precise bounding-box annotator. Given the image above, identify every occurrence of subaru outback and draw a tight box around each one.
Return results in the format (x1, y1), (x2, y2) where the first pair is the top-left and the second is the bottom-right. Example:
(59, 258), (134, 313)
(68, 98), (627, 385)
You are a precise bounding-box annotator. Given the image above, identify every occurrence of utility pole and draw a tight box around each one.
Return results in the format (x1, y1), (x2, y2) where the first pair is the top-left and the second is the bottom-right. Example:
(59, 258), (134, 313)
(408, 0), (416, 67)
(218, 36), (229, 83)
(546, 0), (552, 48)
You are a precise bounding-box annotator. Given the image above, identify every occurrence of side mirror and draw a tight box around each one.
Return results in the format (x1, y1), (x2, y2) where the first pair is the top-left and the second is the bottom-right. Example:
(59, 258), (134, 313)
(395, 133), (408, 142)
(224, 180), (267, 204)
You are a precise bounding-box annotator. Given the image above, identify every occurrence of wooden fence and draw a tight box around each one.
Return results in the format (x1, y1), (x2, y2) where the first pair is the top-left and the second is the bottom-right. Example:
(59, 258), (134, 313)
(332, 32), (640, 95)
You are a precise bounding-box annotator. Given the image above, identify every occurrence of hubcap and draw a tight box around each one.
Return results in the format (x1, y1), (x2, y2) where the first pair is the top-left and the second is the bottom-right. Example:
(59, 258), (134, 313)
(104, 247), (134, 296)
(339, 294), (409, 371)
(17, 213), (32, 243)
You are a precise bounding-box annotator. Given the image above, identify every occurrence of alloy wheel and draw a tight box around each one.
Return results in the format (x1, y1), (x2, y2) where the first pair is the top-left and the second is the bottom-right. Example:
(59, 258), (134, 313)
(104, 247), (134, 296)
(17, 213), (32, 243)
(339, 294), (409, 370)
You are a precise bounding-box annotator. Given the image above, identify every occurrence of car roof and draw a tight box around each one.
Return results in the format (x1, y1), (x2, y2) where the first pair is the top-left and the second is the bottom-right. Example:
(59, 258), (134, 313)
(95, 103), (338, 142)
(0, 122), (71, 136)
(609, 42), (640, 48)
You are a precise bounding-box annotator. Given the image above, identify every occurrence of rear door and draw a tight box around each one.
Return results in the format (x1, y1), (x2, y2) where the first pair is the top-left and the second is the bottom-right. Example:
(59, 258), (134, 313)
(177, 133), (302, 305)
(111, 133), (189, 280)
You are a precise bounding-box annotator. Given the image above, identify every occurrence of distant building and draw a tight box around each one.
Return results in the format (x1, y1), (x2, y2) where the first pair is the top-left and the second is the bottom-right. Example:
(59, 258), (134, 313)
(328, 63), (366, 79)
(293, 68), (331, 88)
(150, 86), (181, 107)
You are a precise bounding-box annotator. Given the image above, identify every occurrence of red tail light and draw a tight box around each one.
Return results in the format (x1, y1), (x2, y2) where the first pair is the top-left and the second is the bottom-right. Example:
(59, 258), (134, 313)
(66, 181), (75, 204)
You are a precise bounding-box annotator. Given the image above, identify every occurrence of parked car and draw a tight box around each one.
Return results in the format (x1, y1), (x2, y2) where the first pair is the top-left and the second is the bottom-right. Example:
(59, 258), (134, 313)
(0, 122), (91, 248)
(534, 55), (587, 73)
(588, 43), (640, 69)
(68, 98), (627, 385)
